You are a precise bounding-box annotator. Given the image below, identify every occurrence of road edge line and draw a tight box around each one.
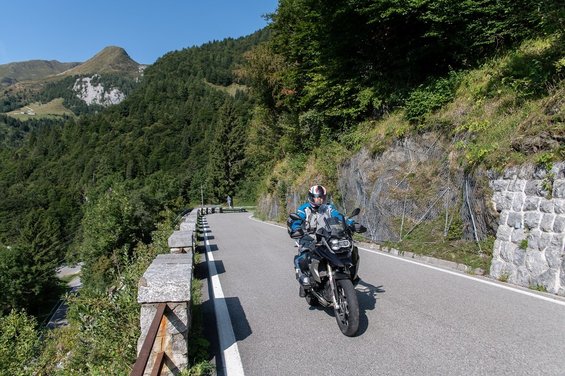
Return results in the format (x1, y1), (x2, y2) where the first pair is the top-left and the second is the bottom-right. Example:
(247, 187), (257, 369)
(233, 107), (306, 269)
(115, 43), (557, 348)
(202, 219), (245, 376)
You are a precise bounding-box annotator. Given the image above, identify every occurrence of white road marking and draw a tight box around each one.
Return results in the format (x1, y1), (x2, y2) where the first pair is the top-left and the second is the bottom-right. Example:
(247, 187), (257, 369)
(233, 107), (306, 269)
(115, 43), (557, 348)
(248, 214), (565, 307)
(359, 246), (565, 307)
(202, 219), (245, 376)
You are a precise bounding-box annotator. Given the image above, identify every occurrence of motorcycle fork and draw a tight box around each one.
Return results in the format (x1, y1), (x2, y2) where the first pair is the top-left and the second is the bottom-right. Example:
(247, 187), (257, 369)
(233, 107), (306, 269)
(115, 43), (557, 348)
(327, 264), (339, 308)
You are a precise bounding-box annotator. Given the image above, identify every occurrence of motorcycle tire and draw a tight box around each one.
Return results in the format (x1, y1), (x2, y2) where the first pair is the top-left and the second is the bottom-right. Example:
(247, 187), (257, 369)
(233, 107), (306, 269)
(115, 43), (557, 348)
(334, 279), (359, 337)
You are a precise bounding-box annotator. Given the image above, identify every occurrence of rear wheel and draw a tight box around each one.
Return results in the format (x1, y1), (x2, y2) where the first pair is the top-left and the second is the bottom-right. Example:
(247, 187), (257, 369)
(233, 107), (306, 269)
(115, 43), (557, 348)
(334, 279), (359, 336)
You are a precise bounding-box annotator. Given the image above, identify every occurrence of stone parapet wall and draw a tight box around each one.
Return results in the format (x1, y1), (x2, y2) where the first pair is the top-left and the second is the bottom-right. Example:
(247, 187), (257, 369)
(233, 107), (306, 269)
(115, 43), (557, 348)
(489, 162), (565, 295)
(135, 209), (199, 375)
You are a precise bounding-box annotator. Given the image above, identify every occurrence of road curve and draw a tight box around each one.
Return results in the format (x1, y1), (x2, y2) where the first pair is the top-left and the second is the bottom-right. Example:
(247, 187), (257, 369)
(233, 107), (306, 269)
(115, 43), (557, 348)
(200, 212), (565, 376)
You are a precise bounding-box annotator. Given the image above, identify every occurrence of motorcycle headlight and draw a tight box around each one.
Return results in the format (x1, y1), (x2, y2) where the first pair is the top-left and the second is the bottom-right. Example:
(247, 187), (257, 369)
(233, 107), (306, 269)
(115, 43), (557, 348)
(329, 238), (351, 251)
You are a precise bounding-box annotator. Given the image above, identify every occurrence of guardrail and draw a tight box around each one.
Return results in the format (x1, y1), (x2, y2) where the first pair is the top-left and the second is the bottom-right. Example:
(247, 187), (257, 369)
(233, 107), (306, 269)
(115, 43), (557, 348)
(131, 209), (199, 376)
(131, 206), (249, 375)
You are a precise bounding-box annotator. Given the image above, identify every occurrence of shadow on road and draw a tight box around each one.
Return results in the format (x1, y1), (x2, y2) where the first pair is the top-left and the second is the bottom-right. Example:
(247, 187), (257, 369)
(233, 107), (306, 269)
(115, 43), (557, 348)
(356, 279), (385, 335)
(225, 297), (252, 342)
(305, 279), (385, 336)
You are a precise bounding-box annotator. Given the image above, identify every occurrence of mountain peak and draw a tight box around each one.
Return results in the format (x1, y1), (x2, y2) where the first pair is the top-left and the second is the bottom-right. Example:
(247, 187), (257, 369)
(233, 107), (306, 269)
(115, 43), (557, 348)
(63, 46), (141, 76)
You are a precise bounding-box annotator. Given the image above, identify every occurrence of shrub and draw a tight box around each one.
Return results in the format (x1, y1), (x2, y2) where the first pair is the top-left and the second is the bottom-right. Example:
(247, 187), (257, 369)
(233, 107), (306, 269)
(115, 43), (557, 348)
(0, 310), (40, 376)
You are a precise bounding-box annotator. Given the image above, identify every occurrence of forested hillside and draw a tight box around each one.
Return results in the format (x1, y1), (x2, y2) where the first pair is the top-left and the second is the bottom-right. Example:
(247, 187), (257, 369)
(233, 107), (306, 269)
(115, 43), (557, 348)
(0, 0), (563, 373)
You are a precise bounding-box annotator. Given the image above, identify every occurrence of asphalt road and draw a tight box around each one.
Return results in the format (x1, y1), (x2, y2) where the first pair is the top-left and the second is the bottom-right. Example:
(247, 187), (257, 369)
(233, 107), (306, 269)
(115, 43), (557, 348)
(199, 212), (565, 376)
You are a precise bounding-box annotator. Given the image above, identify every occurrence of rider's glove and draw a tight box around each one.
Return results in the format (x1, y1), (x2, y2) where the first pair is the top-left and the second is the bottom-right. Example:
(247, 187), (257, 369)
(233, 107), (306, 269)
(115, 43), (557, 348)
(290, 228), (304, 239)
(350, 223), (367, 233)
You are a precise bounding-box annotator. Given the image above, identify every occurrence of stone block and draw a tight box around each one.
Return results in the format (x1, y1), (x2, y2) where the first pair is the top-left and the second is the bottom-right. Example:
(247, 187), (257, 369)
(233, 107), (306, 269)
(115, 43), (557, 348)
(540, 232), (553, 251)
(539, 199), (554, 213)
(179, 221), (196, 232)
(510, 228), (526, 243)
(497, 225), (513, 241)
(500, 242), (515, 263)
(511, 193), (525, 211)
(498, 211), (509, 226)
(512, 266), (530, 286)
(553, 216), (565, 233)
(490, 180), (509, 192)
(154, 254), (193, 265)
(498, 193), (514, 211)
(138, 263), (192, 303)
(561, 258), (565, 288)
(553, 180), (565, 199)
(524, 212), (541, 230)
(513, 247), (526, 266)
(525, 250), (548, 275)
(503, 167), (519, 179)
(489, 259), (505, 278)
(540, 214), (555, 233)
(508, 179), (527, 192)
(533, 269), (558, 294)
(545, 245), (563, 268)
(531, 165), (548, 179)
(492, 192), (503, 212)
(168, 231), (193, 249)
(527, 229), (541, 250)
(507, 212), (523, 229)
(552, 162), (565, 178)
(492, 239), (503, 255)
(524, 180), (545, 197)
(550, 233), (564, 249)
(523, 196), (540, 211)
(554, 199), (565, 214)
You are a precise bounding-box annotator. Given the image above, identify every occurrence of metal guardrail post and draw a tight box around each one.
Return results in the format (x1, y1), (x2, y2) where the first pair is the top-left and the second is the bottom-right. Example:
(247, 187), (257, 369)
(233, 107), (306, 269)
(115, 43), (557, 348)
(131, 303), (168, 376)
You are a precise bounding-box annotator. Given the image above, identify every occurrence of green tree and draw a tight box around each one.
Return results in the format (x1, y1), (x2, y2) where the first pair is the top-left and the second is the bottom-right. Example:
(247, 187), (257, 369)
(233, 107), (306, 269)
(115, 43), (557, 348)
(0, 209), (62, 316)
(206, 99), (248, 202)
(78, 183), (139, 291)
(0, 310), (40, 376)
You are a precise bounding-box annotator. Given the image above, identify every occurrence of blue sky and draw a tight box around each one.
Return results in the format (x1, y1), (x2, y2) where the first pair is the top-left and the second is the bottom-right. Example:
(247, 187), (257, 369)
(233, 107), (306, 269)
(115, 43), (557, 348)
(0, 1), (278, 65)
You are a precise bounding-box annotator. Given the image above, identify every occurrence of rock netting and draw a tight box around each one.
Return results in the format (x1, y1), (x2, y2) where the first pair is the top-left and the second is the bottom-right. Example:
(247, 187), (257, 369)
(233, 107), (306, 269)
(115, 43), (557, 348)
(489, 162), (565, 295)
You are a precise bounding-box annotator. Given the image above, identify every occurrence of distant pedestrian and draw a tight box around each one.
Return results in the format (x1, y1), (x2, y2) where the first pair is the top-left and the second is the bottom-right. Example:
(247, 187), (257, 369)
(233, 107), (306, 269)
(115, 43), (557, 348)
(227, 195), (232, 208)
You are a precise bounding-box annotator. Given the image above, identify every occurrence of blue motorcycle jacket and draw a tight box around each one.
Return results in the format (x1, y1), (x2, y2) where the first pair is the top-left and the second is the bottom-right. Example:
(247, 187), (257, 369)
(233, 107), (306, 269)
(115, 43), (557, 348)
(289, 202), (354, 235)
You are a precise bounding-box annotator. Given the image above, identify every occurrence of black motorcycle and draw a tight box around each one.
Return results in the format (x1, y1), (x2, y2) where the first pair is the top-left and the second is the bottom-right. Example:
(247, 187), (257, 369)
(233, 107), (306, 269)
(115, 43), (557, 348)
(289, 207), (366, 336)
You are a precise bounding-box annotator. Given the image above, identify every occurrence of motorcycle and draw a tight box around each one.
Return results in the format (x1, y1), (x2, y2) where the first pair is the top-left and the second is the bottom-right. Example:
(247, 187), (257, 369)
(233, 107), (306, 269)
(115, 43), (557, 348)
(288, 207), (367, 337)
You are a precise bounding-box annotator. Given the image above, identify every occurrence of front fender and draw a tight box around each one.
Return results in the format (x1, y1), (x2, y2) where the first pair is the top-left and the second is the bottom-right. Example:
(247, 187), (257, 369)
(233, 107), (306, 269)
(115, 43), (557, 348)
(313, 247), (345, 267)
(333, 271), (351, 280)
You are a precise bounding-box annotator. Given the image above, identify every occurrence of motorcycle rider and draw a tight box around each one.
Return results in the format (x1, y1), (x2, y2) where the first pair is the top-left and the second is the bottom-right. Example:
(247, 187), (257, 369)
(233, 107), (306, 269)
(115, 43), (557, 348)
(287, 185), (359, 296)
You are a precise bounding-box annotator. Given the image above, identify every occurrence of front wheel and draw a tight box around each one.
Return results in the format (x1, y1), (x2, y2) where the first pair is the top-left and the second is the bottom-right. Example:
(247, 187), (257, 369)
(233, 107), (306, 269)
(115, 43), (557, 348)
(334, 279), (359, 336)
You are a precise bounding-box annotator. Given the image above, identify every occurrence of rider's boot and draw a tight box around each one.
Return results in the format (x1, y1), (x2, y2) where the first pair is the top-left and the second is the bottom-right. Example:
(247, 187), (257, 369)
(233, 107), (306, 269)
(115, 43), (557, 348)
(294, 252), (311, 296)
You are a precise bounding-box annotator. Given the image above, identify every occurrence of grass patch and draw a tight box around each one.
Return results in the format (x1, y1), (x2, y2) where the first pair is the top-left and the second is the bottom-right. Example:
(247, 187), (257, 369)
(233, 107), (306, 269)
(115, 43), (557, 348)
(6, 98), (74, 119)
(184, 217), (215, 375)
(390, 215), (493, 271)
(519, 239), (528, 250)
(204, 79), (248, 97)
(529, 284), (547, 293)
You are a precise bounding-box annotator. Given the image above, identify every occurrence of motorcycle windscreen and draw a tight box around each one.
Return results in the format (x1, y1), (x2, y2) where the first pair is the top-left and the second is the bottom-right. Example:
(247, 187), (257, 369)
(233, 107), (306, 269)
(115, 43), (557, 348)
(324, 216), (347, 236)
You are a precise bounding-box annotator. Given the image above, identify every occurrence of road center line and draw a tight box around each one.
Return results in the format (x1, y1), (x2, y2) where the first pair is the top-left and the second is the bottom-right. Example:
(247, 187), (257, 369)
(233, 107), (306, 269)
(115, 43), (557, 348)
(202, 219), (245, 376)
(248, 214), (565, 307)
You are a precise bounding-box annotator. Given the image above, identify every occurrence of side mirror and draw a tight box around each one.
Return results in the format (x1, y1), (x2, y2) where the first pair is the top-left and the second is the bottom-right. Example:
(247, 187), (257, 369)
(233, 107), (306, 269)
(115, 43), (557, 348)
(349, 208), (361, 218)
(353, 223), (367, 233)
